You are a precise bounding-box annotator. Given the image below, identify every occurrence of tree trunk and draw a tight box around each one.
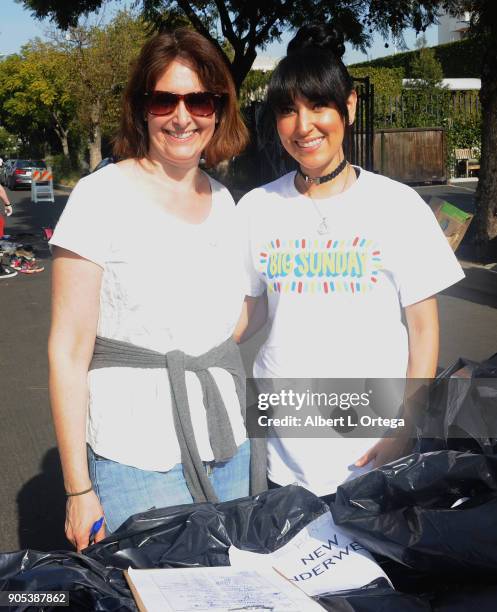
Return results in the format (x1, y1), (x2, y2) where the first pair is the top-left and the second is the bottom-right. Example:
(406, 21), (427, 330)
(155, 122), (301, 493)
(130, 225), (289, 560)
(474, 38), (497, 251)
(52, 112), (70, 157)
(88, 100), (102, 171)
(54, 128), (70, 157)
(61, 133), (70, 157)
(232, 47), (258, 94)
(88, 130), (102, 171)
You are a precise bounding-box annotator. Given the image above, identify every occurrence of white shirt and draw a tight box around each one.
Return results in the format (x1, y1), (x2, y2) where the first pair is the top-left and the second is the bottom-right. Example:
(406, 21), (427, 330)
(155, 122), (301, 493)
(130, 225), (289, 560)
(50, 164), (247, 471)
(237, 168), (465, 495)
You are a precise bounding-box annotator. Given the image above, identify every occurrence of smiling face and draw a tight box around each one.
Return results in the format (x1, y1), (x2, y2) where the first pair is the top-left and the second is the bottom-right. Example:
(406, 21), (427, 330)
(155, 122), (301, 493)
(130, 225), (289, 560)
(276, 93), (357, 176)
(146, 59), (217, 169)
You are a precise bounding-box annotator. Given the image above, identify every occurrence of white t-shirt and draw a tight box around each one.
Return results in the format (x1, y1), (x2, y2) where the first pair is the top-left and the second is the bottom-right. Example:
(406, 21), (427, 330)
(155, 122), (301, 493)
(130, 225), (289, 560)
(237, 168), (465, 495)
(50, 164), (247, 471)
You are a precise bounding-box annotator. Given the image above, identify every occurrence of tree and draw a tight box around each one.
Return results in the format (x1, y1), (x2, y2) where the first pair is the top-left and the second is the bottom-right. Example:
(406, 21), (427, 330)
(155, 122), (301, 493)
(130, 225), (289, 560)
(18, 0), (497, 247)
(447, 1), (497, 251)
(0, 53), (51, 156)
(59, 11), (148, 169)
(19, 0), (386, 91)
(0, 41), (76, 157)
(0, 127), (18, 157)
(410, 36), (445, 88)
(20, 41), (75, 156)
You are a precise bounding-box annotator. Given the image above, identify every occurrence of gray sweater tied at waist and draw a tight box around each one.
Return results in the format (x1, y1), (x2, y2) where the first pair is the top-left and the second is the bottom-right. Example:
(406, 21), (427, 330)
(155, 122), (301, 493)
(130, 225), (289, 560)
(89, 335), (266, 504)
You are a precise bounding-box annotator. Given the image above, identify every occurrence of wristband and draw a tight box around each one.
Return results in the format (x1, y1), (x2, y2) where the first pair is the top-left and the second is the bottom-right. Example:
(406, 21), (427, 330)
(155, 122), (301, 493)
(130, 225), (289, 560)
(66, 485), (93, 497)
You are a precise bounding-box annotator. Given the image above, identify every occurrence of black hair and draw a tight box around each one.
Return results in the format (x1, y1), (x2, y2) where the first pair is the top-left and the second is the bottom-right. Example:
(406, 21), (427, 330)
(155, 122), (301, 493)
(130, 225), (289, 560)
(267, 23), (354, 125)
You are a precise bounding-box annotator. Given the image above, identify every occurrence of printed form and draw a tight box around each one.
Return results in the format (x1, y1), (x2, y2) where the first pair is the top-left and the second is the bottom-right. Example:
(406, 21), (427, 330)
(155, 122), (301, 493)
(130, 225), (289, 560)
(126, 565), (324, 611)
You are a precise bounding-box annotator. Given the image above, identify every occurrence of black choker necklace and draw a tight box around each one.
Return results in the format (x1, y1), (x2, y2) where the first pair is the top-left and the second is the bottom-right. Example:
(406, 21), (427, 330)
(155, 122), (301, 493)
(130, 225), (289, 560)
(297, 158), (348, 185)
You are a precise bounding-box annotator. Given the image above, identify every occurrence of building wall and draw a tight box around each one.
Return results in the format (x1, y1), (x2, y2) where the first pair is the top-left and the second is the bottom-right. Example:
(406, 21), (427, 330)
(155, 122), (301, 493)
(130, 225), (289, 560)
(438, 12), (470, 44)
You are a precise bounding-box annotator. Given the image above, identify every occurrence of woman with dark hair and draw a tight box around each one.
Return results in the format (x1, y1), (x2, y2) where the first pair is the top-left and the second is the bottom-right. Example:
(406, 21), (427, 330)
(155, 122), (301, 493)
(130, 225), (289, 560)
(237, 24), (464, 497)
(48, 28), (263, 550)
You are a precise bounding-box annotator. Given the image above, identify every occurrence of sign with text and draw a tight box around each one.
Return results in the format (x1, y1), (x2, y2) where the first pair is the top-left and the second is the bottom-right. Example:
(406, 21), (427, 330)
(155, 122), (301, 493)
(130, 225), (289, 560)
(229, 511), (392, 596)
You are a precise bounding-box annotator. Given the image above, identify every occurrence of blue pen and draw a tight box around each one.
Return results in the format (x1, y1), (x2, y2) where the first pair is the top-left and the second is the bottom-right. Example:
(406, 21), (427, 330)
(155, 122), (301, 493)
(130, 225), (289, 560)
(89, 517), (104, 545)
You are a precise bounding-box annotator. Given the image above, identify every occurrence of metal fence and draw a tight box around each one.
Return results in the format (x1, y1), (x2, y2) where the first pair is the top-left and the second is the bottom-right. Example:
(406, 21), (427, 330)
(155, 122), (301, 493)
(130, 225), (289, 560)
(374, 90), (480, 129)
(345, 76), (375, 170)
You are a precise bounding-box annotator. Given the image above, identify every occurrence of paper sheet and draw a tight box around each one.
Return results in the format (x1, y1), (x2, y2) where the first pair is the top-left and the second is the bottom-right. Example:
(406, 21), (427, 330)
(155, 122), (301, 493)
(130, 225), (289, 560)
(229, 511), (392, 596)
(126, 565), (324, 611)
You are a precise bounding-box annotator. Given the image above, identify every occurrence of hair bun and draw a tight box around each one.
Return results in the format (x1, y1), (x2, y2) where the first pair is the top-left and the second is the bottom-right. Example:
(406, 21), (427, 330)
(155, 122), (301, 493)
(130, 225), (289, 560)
(287, 23), (346, 59)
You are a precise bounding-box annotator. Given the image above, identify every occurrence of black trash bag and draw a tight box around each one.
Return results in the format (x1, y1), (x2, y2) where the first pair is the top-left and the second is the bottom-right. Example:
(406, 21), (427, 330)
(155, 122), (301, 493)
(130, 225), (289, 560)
(0, 487), (327, 611)
(330, 450), (497, 575)
(417, 354), (497, 455)
(316, 578), (431, 612)
(87, 485), (327, 569)
(0, 549), (134, 611)
(3, 480), (497, 612)
(474, 351), (497, 378)
(430, 582), (497, 612)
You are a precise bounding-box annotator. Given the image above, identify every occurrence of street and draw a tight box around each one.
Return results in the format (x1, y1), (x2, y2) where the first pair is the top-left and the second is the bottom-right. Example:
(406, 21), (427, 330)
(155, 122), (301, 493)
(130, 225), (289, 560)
(0, 178), (496, 553)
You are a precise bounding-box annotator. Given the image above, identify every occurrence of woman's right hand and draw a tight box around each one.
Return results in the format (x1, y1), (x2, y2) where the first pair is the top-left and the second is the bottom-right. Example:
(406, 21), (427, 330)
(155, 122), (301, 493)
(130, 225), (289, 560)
(65, 491), (106, 552)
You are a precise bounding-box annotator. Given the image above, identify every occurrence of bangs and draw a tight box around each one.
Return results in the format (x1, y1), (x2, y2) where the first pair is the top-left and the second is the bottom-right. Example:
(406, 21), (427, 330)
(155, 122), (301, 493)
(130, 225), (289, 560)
(267, 49), (352, 120)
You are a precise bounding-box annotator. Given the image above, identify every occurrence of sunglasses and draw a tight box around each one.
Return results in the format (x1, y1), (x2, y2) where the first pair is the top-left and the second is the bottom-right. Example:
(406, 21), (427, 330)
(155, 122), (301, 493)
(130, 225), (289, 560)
(144, 91), (225, 117)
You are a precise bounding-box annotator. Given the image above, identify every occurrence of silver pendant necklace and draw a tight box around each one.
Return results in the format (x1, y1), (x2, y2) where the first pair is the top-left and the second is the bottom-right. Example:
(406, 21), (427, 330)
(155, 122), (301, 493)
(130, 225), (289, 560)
(306, 163), (350, 235)
(310, 198), (330, 235)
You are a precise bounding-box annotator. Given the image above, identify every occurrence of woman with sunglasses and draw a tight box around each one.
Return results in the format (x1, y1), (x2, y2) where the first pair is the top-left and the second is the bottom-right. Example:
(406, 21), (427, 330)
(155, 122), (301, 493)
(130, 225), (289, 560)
(236, 24), (464, 498)
(48, 29), (262, 550)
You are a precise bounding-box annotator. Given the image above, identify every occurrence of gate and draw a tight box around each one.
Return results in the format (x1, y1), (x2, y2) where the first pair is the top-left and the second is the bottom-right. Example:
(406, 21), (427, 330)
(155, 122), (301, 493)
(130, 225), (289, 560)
(346, 76), (374, 171)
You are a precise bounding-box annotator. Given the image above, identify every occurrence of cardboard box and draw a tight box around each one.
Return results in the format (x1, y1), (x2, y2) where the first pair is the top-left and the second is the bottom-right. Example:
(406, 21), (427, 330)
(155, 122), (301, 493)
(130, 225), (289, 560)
(428, 196), (474, 251)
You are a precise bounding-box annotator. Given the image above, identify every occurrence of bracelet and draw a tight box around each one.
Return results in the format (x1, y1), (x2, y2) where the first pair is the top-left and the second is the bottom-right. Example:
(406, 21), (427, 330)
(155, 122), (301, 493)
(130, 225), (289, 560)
(66, 485), (93, 497)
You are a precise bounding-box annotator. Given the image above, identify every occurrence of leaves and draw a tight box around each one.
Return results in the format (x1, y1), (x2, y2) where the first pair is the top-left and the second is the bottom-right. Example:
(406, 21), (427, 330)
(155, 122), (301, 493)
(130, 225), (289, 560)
(0, 42), (74, 146)
(18, 0), (448, 89)
(18, 0), (107, 29)
(410, 45), (445, 88)
(59, 11), (148, 136)
(0, 10), (148, 158)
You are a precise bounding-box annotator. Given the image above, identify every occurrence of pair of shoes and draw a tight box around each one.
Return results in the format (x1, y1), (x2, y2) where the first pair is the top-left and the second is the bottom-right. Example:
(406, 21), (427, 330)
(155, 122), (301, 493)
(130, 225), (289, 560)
(0, 265), (17, 279)
(18, 259), (44, 274)
(10, 256), (23, 270)
(15, 248), (35, 260)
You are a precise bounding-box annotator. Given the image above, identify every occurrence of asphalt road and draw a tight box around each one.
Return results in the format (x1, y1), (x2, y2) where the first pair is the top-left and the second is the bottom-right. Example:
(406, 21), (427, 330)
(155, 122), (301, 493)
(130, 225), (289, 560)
(0, 178), (496, 553)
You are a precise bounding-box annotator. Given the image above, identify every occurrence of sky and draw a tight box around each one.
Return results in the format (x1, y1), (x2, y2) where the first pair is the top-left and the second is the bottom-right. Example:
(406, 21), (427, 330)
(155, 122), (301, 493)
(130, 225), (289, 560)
(0, 0), (438, 65)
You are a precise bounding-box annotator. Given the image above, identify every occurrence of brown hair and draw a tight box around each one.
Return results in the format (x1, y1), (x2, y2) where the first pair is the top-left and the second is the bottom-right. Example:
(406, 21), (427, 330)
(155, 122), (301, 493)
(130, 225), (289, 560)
(113, 28), (248, 167)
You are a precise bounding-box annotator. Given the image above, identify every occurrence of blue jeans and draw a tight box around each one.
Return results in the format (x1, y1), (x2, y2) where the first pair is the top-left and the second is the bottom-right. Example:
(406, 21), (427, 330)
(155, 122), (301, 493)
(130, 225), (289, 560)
(87, 440), (250, 534)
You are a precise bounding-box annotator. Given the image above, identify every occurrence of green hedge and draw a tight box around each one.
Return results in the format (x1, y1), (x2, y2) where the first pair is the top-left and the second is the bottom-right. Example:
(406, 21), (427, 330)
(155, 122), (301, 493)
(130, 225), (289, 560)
(350, 66), (404, 98)
(350, 37), (483, 78)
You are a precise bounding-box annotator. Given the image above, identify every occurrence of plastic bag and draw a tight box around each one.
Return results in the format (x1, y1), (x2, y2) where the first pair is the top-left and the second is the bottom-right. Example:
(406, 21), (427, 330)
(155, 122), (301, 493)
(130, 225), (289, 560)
(331, 451), (497, 574)
(417, 353), (497, 455)
(0, 550), (134, 611)
(0, 487), (327, 611)
(3, 469), (497, 611)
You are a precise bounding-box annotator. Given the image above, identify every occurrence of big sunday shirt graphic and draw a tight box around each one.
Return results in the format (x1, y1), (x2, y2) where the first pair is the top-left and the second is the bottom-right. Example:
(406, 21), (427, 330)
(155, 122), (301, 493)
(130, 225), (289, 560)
(259, 236), (382, 295)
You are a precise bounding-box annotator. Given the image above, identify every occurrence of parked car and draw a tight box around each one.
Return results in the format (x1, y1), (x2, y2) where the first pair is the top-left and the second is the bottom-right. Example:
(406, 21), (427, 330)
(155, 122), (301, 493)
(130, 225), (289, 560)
(0, 159), (16, 186)
(92, 156), (115, 173)
(7, 159), (47, 190)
